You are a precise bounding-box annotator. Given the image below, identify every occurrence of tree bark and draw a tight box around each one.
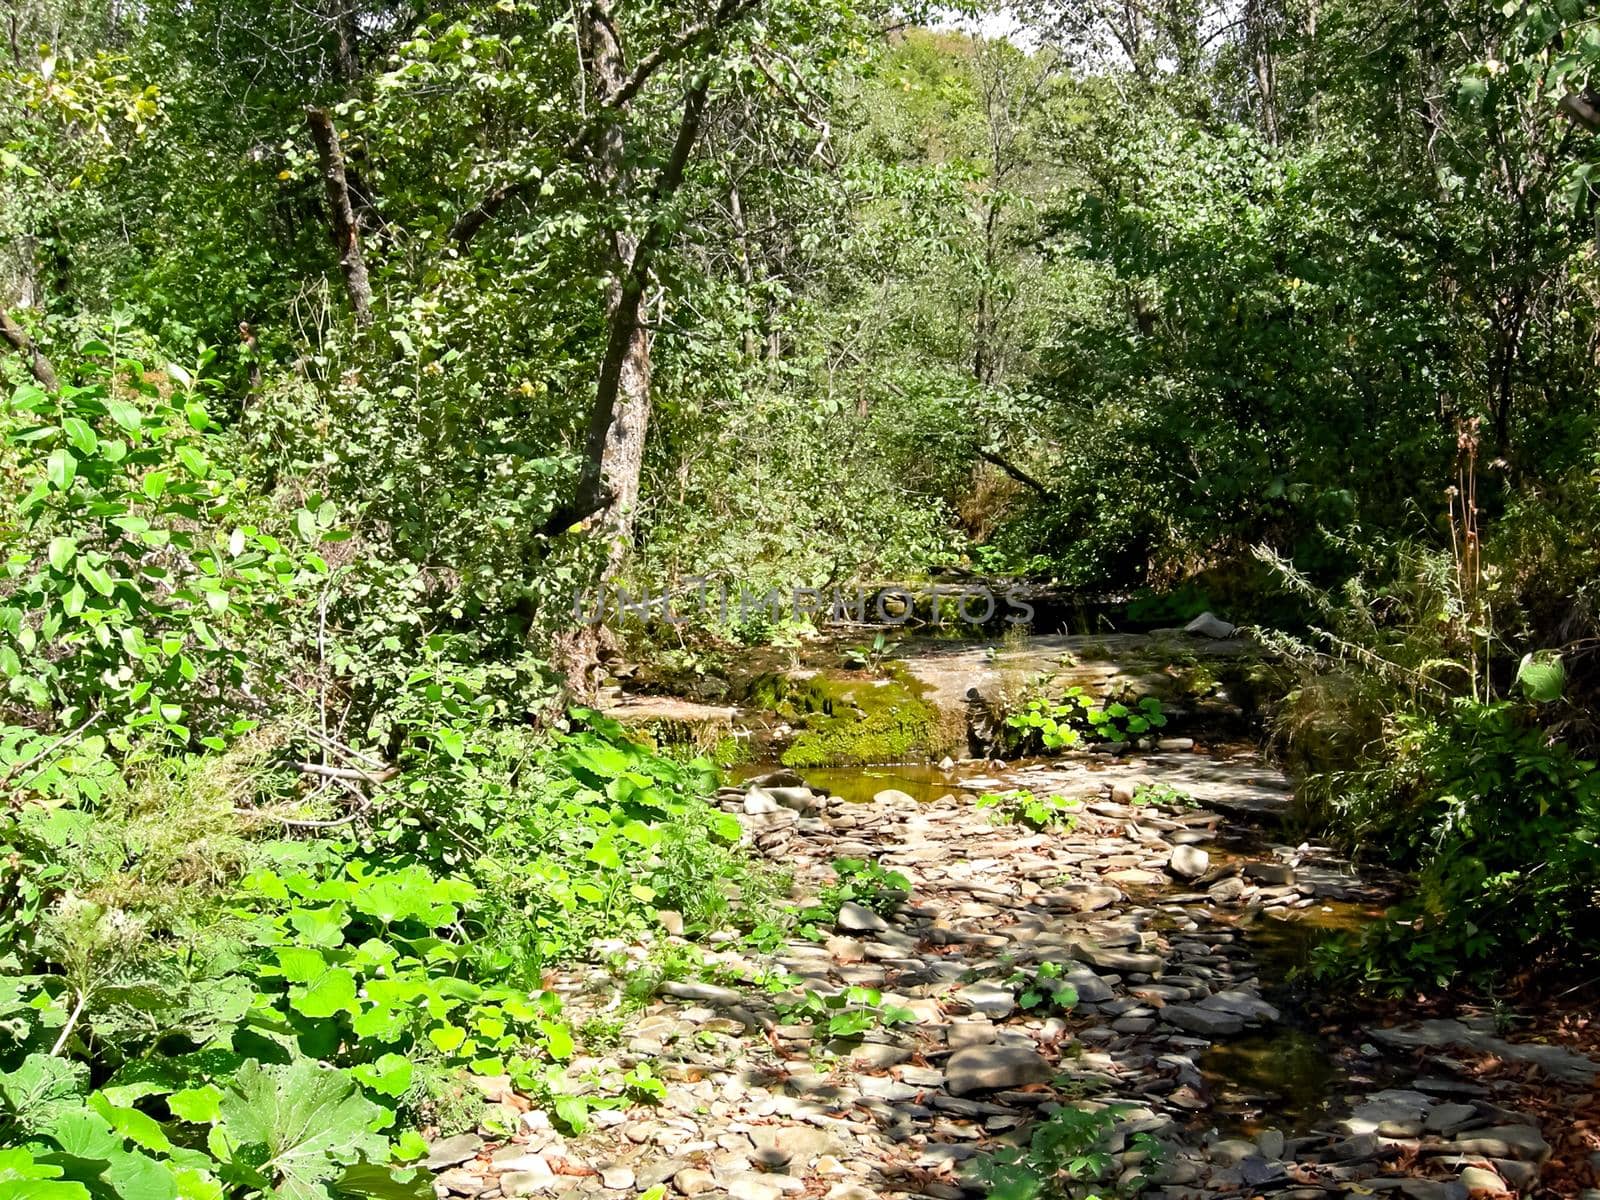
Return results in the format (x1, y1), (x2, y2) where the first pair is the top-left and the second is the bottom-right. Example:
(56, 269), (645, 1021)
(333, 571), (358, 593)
(305, 107), (373, 326)
(0, 305), (59, 390)
(546, 1), (727, 579)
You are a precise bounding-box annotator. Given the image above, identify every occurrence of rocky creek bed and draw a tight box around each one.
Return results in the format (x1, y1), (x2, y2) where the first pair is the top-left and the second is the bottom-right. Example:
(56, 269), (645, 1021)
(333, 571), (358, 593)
(426, 745), (1598, 1200)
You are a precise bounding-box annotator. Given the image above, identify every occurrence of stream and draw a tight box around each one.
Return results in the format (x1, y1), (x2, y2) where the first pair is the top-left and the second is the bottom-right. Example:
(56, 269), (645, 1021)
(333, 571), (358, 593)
(436, 632), (1598, 1200)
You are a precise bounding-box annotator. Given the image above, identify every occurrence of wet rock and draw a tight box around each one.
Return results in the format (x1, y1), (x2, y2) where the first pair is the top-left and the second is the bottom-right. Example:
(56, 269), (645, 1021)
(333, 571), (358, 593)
(1159, 1004), (1243, 1036)
(1168, 845), (1210, 880)
(1244, 861), (1296, 885)
(945, 1045), (1054, 1095)
(1198, 989), (1279, 1023)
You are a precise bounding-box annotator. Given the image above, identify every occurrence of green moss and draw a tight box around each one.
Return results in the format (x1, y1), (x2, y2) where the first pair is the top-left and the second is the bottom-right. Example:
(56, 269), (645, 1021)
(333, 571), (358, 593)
(775, 668), (946, 767)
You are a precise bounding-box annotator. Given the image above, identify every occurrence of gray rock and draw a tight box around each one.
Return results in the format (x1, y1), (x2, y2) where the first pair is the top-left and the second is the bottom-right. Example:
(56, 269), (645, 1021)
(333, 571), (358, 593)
(837, 901), (891, 933)
(1168, 845), (1210, 880)
(1198, 990), (1280, 1023)
(1209, 1139), (1258, 1166)
(873, 788), (916, 806)
(1257, 1129), (1286, 1159)
(1208, 876), (1248, 904)
(501, 1165), (558, 1195)
(1426, 1102), (1479, 1135)
(1446, 1125), (1550, 1163)
(1047, 886), (1121, 913)
(743, 787), (780, 814)
(1070, 940), (1165, 974)
(1244, 860), (1296, 884)
(953, 982), (1015, 1019)
(945, 1045), (1055, 1096)
(1159, 1004), (1244, 1036)
(1184, 612), (1237, 638)
(661, 980), (743, 1005)
(425, 1133), (485, 1170)
(765, 786), (822, 813)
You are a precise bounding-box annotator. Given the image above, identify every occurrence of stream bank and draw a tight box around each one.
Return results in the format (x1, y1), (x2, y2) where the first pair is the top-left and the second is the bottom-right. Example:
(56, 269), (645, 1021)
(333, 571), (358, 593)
(429, 634), (1599, 1200)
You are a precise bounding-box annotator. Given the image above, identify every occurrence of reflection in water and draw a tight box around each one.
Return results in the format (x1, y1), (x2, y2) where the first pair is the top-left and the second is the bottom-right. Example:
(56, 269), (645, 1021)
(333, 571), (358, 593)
(1201, 1027), (1342, 1134)
(730, 762), (967, 805)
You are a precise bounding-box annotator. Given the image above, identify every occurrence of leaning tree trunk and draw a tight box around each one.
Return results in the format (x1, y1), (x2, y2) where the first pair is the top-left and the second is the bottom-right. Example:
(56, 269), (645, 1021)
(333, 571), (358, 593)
(0, 304), (59, 390)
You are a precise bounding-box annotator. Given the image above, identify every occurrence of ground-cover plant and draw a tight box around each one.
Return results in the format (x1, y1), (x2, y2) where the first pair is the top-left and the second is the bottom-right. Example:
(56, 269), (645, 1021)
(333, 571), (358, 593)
(1004, 691), (1167, 755)
(978, 790), (1082, 831)
(773, 985), (915, 1040)
(974, 1102), (1159, 1199)
(1008, 961), (1080, 1015)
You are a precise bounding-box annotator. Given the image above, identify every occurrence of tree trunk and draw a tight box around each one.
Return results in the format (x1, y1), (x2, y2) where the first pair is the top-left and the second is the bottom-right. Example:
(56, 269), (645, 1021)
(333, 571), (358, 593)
(553, 1), (716, 576)
(305, 107), (373, 326)
(0, 305), (59, 390)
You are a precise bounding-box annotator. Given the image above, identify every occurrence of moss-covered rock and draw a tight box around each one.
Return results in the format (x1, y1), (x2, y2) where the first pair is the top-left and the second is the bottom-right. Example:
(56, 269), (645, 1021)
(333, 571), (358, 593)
(768, 667), (952, 767)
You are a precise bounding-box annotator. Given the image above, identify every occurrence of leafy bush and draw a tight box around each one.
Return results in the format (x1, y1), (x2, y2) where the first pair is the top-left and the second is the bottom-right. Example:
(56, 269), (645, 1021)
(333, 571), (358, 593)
(1306, 699), (1600, 992)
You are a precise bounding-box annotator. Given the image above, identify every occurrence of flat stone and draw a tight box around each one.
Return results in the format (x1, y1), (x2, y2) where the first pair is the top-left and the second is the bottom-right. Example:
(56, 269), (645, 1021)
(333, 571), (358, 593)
(1047, 886), (1120, 912)
(661, 980), (743, 1005)
(953, 983), (1015, 1019)
(1159, 1004), (1243, 1036)
(1198, 989), (1280, 1023)
(1426, 1102), (1479, 1135)
(600, 1166), (635, 1190)
(1209, 1138), (1258, 1166)
(945, 1017), (997, 1047)
(1446, 1126), (1550, 1163)
(1244, 861), (1295, 884)
(1070, 940), (1165, 974)
(729, 1177), (785, 1200)
(837, 901), (891, 933)
(425, 1133), (485, 1170)
(945, 1045), (1054, 1096)
(501, 1166), (558, 1196)
(874, 788), (916, 805)
(674, 1167), (717, 1196)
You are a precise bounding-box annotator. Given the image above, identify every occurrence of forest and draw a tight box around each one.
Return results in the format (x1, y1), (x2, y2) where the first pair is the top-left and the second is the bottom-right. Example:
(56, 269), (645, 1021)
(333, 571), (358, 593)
(2, 0), (1600, 1197)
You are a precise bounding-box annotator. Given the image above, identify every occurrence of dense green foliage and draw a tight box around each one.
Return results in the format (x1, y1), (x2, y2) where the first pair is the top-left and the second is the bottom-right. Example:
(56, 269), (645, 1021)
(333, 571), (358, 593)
(5, 0), (1600, 1183)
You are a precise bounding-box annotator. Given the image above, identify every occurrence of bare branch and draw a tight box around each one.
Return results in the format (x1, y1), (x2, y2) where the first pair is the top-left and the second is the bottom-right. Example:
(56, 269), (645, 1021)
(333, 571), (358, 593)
(305, 106), (374, 325)
(0, 305), (60, 391)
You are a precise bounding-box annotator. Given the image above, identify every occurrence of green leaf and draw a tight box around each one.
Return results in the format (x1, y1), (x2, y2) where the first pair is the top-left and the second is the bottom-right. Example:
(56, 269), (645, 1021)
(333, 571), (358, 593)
(61, 419), (97, 455)
(290, 967), (359, 1019)
(46, 449), (76, 490)
(104, 399), (143, 432)
(1517, 652), (1565, 703)
(350, 1055), (412, 1099)
(175, 447), (208, 479)
(167, 1085), (223, 1125)
(214, 1059), (391, 1198)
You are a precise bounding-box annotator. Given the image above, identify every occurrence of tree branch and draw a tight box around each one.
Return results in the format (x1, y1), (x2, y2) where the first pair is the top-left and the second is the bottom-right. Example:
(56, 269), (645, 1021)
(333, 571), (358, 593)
(977, 447), (1055, 498)
(0, 305), (59, 391)
(450, 0), (755, 245)
(305, 106), (374, 326)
